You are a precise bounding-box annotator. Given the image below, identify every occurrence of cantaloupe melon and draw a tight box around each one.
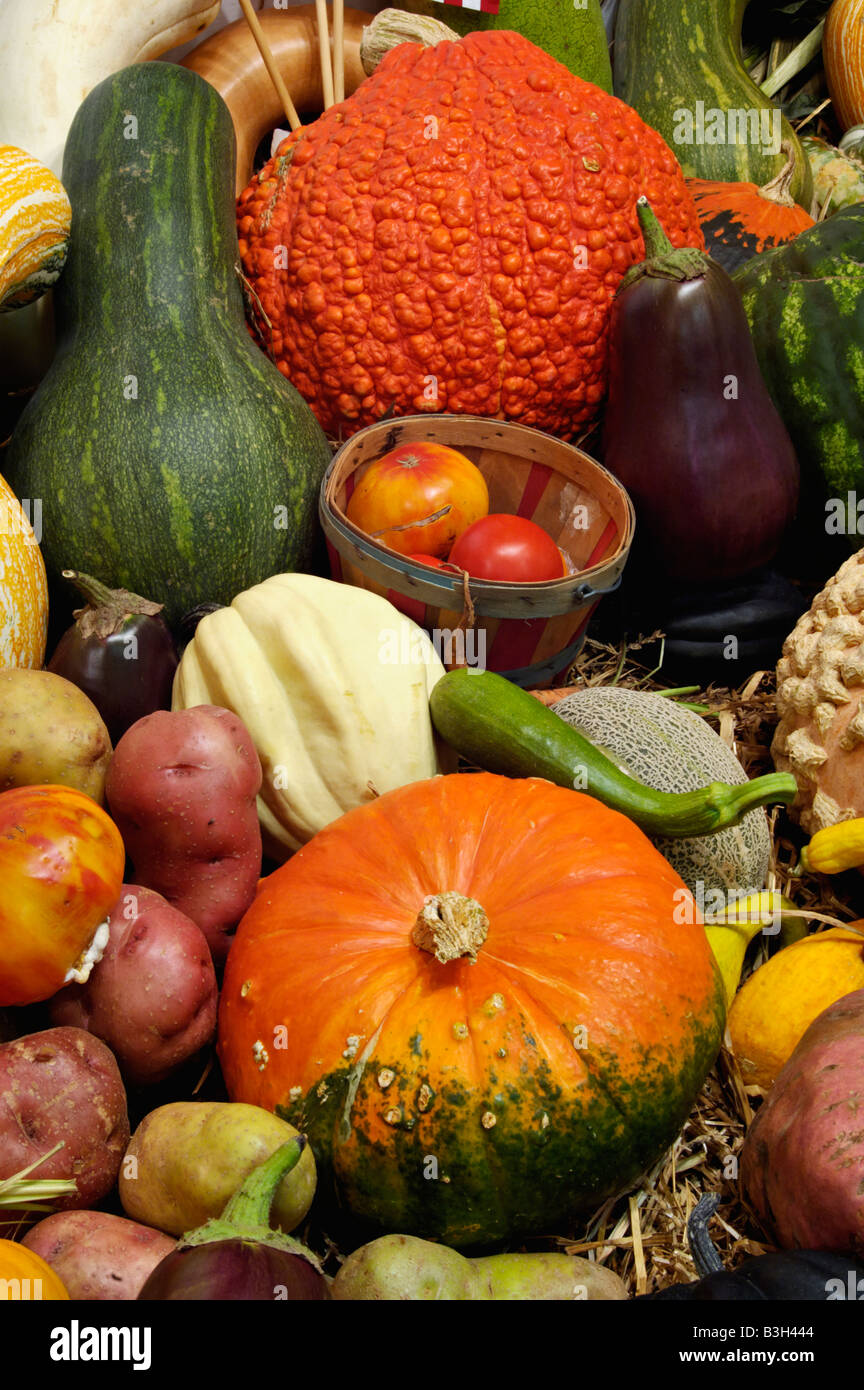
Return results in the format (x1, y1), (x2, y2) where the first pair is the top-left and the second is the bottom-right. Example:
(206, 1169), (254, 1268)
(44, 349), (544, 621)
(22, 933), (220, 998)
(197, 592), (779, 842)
(552, 686), (771, 898)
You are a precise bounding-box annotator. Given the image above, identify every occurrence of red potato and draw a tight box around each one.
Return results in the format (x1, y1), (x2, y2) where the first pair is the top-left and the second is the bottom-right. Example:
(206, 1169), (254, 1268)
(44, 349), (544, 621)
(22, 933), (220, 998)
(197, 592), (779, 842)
(49, 885), (218, 1085)
(105, 706), (263, 965)
(0, 1028), (129, 1217)
(21, 1210), (175, 1300)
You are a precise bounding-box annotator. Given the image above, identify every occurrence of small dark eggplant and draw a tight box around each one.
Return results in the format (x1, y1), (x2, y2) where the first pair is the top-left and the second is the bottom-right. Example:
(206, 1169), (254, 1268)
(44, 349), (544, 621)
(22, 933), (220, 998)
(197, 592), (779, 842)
(48, 572), (178, 745)
(639, 1193), (864, 1301)
(138, 1138), (329, 1301)
(590, 566), (807, 685)
(603, 199), (799, 584)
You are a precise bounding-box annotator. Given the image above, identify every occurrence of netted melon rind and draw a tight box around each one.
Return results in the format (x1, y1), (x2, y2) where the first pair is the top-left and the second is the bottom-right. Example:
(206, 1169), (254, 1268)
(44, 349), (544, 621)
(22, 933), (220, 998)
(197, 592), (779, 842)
(553, 686), (771, 898)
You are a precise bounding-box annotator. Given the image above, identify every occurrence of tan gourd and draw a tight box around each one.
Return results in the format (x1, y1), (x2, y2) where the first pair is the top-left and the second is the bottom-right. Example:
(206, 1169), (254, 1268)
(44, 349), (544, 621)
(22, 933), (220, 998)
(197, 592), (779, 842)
(772, 549), (864, 834)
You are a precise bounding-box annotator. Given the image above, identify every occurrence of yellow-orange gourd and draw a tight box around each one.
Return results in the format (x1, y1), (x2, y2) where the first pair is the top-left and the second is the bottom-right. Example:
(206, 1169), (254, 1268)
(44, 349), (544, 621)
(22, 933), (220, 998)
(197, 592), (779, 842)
(0, 472), (47, 668)
(727, 925), (864, 1089)
(825, 0), (864, 133)
(0, 146), (70, 312)
(0, 1239), (69, 1299)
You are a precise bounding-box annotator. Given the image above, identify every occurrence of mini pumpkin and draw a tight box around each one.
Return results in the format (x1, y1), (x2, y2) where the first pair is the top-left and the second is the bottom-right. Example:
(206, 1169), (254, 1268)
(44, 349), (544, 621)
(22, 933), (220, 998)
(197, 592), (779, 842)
(687, 143), (814, 273)
(219, 771), (725, 1248)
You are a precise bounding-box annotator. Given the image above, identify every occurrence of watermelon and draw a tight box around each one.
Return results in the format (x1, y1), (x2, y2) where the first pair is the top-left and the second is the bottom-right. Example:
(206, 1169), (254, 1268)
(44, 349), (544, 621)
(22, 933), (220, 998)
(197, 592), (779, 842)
(733, 205), (864, 547)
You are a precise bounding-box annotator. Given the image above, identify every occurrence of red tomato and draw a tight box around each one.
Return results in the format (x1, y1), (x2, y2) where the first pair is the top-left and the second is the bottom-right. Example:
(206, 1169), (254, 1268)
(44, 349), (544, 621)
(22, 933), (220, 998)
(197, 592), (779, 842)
(346, 443), (489, 557)
(0, 785), (125, 1006)
(448, 514), (566, 582)
(386, 554), (458, 624)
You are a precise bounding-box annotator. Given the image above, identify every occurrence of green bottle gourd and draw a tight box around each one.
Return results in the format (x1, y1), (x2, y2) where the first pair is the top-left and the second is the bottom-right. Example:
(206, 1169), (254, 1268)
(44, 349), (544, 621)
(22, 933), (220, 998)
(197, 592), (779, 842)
(613, 0), (812, 209)
(4, 62), (332, 628)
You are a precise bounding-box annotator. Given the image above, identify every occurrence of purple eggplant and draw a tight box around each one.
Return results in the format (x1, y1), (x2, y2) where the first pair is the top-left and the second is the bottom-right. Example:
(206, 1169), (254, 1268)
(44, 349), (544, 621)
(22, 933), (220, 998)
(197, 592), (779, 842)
(137, 1138), (329, 1301)
(48, 571), (178, 744)
(602, 198), (799, 584)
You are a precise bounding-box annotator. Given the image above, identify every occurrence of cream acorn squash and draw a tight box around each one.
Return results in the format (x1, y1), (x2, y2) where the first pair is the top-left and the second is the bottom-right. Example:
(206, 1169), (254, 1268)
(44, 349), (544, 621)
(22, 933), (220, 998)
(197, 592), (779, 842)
(172, 574), (449, 860)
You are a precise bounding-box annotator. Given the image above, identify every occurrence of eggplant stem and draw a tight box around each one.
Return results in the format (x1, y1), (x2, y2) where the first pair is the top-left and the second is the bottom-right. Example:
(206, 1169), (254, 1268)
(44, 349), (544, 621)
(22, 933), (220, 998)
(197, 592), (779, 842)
(220, 1137), (306, 1230)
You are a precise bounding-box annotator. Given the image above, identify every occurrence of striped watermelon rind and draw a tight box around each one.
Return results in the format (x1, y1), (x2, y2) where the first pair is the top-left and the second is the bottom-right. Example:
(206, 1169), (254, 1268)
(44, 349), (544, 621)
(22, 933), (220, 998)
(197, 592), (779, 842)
(733, 205), (864, 524)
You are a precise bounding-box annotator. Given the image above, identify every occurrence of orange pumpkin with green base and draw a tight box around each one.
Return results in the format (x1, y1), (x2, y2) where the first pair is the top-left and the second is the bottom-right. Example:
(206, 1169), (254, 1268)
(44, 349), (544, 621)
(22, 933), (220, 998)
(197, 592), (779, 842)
(219, 773), (725, 1248)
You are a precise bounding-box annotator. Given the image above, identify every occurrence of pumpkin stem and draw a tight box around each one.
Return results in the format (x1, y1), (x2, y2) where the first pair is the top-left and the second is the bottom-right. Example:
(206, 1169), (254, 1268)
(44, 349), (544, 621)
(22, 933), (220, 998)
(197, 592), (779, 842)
(758, 141), (797, 206)
(413, 892), (489, 964)
(360, 8), (460, 76)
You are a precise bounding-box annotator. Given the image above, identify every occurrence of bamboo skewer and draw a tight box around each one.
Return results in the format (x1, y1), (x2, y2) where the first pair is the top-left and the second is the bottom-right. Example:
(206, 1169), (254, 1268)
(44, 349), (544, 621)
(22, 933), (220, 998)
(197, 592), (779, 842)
(237, 0), (302, 131)
(315, 0), (336, 109)
(333, 0), (345, 103)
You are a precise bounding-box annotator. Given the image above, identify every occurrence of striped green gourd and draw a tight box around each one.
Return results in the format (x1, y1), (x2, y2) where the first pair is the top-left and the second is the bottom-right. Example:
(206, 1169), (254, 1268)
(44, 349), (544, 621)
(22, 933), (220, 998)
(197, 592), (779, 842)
(733, 205), (864, 541)
(613, 0), (812, 209)
(3, 63), (332, 628)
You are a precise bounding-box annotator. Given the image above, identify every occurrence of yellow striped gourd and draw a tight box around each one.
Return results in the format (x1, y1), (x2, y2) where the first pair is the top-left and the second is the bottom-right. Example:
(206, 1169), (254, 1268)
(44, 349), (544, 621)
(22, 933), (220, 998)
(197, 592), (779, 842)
(0, 471), (48, 668)
(0, 146), (71, 312)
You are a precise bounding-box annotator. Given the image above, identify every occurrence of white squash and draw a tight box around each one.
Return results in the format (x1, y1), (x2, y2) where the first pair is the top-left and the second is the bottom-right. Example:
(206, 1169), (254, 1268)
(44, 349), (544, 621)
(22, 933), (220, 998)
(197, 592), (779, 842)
(0, 0), (221, 175)
(173, 574), (449, 860)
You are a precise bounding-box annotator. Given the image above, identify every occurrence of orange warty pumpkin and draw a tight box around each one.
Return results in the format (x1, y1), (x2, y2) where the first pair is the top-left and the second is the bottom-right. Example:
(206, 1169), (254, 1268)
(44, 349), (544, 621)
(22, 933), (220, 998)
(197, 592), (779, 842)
(219, 772), (725, 1247)
(236, 30), (704, 440)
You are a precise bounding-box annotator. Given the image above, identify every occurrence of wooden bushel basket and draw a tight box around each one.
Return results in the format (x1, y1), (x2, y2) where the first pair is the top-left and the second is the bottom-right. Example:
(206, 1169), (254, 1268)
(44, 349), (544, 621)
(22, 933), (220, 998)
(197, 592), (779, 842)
(320, 415), (635, 688)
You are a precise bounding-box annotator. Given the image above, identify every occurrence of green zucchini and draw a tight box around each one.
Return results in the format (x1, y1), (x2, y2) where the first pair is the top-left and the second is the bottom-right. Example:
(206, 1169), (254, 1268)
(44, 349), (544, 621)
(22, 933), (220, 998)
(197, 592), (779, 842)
(613, 0), (812, 209)
(429, 669), (796, 837)
(3, 62), (332, 628)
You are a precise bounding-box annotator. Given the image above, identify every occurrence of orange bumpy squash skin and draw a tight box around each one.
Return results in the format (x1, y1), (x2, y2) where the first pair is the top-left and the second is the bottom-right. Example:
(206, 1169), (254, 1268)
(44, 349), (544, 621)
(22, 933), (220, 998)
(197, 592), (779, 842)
(237, 31), (703, 439)
(219, 772), (724, 1247)
(740, 988), (864, 1256)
